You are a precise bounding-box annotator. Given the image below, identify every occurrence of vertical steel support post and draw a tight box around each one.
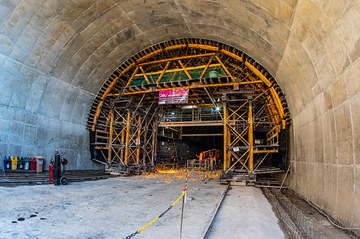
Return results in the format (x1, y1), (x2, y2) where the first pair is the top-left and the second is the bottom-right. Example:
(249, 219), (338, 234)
(142, 119), (148, 166)
(120, 117), (125, 161)
(223, 98), (228, 171)
(136, 115), (142, 165)
(151, 117), (158, 166)
(227, 126), (231, 167)
(124, 111), (131, 165)
(248, 96), (254, 172)
(108, 109), (114, 165)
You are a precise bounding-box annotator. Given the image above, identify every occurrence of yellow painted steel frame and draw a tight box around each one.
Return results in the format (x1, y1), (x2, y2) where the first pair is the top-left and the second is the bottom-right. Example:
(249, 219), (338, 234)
(223, 101), (228, 171)
(97, 106), (158, 169)
(87, 39), (290, 174)
(108, 110), (114, 164)
(248, 98), (254, 171)
(124, 111), (131, 165)
(136, 115), (142, 165)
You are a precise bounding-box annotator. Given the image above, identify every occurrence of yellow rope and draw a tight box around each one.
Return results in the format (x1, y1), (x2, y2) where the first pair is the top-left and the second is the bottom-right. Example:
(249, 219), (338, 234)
(137, 216), (160, 233)
(136, 190), (187, 234)
(172, 190), (187, 207)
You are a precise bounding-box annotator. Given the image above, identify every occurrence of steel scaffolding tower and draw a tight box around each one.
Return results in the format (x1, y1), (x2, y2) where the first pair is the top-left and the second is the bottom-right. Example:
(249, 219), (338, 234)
(87, 38), (290, 178)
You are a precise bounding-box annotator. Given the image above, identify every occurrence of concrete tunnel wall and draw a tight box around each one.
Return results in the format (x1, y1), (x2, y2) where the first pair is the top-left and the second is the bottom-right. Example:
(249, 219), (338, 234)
(0, 0), (359, 232)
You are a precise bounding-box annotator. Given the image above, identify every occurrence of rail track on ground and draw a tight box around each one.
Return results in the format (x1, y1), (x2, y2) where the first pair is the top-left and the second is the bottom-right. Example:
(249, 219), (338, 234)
(201, 183), (230, 239)
(0, 170), (115, 186)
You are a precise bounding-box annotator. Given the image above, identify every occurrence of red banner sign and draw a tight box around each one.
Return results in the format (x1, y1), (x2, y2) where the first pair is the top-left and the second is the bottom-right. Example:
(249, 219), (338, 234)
(159, 89), (189, 105)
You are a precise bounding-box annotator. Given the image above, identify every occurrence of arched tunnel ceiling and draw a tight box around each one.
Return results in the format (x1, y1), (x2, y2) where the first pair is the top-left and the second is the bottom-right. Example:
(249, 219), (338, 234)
(0, 0), (300, 122)
(1, 0), (295, 77)
(1, 0), (358, 124)
(1, 0), (357, 123)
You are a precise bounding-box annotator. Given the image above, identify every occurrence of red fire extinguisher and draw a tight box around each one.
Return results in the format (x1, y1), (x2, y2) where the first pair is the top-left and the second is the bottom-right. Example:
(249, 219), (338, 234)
(49, 162), (54, 184)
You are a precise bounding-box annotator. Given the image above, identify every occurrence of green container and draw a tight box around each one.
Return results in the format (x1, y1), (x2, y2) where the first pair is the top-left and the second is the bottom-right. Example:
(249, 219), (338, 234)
(24, 157), (30, 170)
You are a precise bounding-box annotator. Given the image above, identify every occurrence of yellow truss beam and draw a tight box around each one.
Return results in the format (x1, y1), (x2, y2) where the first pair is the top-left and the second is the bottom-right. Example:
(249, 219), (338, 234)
(126, 66), (140, 87)
(245, 63), (271, 87)
(139, 66), (151, 84)
(136, 49), (163, 64)
(177, 60), (192, 79)
(156, 61), (171, 83)
(92, 62), (136, 131)
(138, 53), (215, 67)
(188, 43), (218, 51)
(215, 55), (235, 81)
(220, 49), (243, 62)
(123, 80), (262, 95)
(135, 63), (222, 77)
(270, 87), (285, 118)
(200, 56), (214, 78)
(164, 44), (187, 51)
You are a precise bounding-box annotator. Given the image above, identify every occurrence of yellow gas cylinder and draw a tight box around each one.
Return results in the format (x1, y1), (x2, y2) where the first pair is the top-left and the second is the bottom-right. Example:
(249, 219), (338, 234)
(11, 156), (18, 170)
(10, 156), (13, 169)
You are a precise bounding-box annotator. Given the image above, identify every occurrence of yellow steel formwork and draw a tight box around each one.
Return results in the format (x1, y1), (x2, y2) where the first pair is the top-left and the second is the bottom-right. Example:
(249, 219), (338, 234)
(87, 38), (290, 176)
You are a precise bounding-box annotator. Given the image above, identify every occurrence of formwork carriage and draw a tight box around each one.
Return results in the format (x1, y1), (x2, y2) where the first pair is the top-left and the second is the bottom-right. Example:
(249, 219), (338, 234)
(87, 39), (290, 182)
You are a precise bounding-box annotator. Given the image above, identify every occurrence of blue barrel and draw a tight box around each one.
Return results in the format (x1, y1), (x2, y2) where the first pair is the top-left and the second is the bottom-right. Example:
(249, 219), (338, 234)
(3, 156), (11, 170)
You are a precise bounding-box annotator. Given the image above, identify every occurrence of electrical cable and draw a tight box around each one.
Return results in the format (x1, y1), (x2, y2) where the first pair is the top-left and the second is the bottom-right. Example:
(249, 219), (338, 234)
(304, 197), (360, 231)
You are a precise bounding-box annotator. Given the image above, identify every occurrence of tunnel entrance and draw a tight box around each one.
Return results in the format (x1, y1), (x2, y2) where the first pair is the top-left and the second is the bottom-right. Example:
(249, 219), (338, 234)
(87, 39), (290, 182)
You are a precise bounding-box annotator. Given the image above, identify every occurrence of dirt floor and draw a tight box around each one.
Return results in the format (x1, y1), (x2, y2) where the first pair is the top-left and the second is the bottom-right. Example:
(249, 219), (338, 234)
(0, 170), (284, 239)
